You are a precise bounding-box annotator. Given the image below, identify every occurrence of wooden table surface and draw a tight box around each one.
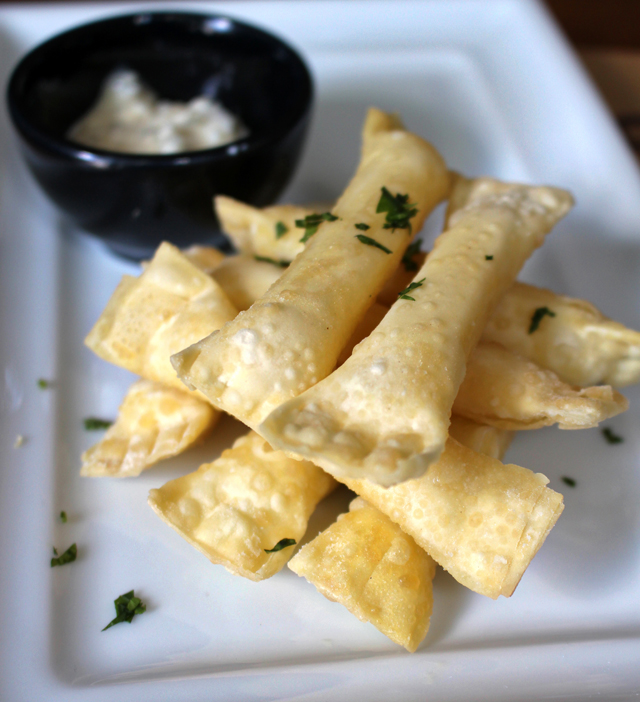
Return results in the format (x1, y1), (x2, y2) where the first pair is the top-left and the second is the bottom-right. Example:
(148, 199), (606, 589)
(546, 0), (640, 155)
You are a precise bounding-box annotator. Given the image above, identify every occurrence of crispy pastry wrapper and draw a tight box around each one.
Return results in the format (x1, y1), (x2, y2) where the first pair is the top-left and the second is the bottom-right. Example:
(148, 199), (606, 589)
(172, 109), (450, 428)
(81, 380), (217, 478)
(483, 282), (640, 388)
(148, 431), (336, 581)
(454, 342), (628, 430)
(260, 177), (573, 485)
(288, 418), (507, 651)
(181, 245), (227, 274)
(215, 197), (323, 262)
(216, 197), (424, 309)
(218, 201), (640, 388)
(379, 269), (640, 390)
(85, 242), (238, 392)
(211, 255), (283, 311)
(336, 302), (389, 367)
(289, 497), (436, 652)
(341, 437), (563, 599)
(337, 308), (626, 432)
(448, 415), (514, 460)
(377, 250), (428, 307)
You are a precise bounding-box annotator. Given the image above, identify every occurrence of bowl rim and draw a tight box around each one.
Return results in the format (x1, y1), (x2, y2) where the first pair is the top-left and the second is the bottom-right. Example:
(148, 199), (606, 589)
(5, 9), (314, 168)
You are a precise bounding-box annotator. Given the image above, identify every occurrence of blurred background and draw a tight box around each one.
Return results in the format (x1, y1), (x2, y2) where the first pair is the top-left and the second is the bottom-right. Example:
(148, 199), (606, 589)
(547, 0), (640, 156)
(1, 0), (638, 156)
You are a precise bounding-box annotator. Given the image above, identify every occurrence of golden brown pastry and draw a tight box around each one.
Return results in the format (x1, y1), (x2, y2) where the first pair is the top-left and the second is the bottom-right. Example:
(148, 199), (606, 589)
(260, 176), (573, 485)
(171, 108), (450, 428)
(85, 242), (237, 393)
(81, 380), (217, 477)
(289, 497), (436, 652)
(148, 431), (336, 581)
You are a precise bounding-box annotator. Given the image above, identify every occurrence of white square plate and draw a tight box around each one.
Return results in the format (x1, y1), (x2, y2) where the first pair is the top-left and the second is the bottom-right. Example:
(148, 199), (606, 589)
(1, 1), (640, 700)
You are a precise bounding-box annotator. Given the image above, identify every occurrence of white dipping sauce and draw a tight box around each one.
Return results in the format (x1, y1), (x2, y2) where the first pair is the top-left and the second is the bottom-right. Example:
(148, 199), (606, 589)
(67, 70), (249, 154)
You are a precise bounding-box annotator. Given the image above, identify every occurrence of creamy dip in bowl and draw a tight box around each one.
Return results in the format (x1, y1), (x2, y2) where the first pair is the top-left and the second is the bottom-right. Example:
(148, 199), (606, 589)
(68, 69), (249, 155)
(6, 12), (313, 259)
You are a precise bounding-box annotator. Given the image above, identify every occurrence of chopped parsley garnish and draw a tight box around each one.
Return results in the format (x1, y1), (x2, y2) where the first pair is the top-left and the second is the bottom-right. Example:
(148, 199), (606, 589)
(83, 417), (113, 431)
(102, 590), (147, 631)
(376, 187), (418, 232)
(355, 234), (392, 254)
(561, 476), (576, 488)
(602, 427), (624, 444)
(295, 212), (338, 243)
(401, 239), (423, 271)
(485, 255), (494, 260)
(37, 378), (51, 389)
(275, 221), (288, 239)
(264, 538), (297, 553)
(51, 543), (77, 567)
(528, 307), (556, 334)
(398, 278), (426, 301)
(52, 547), (58, 556)
(355, 223), (370, 231)
(254, 255), (290, 268)
(60, 511), (67, 523)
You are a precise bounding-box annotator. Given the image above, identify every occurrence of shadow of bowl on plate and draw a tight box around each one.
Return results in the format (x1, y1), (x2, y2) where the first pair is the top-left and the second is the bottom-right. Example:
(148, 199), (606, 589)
(6, 11), (313, 260)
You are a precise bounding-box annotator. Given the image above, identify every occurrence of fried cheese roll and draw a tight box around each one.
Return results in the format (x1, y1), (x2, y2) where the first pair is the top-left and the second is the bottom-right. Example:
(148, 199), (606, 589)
(341, 436), (563, 599)
(85, 242), (238, 392)
(287, 418), (511, 651)
(482, 282), (640, 388)
(225, 199), (640, 388)
(213, 201), (640, 387)
(289, 497), (437, 652)
(211, 255), (284, 311)
(215, 253), (626, 435)
(172, 109), (451, 428)
(216, 197), (425, 308)
(454, 342), (628, 430)
(448, 415), (514, 460)
(181, 245), (227, 274)
(261, 176), (573, 486)
(148, 432), (336, 581)
(215, 197), (320, 262)
(337, 310), (627, 432)
(81, 380), (217, 478)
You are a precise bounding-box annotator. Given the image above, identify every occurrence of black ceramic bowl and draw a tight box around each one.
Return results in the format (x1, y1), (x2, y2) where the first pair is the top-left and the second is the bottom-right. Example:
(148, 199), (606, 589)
(6, 12), (313, 259)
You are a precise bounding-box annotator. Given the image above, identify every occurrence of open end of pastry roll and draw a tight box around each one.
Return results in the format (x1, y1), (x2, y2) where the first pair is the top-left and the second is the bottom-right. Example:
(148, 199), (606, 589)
(454, 342), (628, 430)
(81, 380), (217, 478)
(342, 437), (564, 599)
(260, 175), (573, 486)
(85, 242), (238, 392)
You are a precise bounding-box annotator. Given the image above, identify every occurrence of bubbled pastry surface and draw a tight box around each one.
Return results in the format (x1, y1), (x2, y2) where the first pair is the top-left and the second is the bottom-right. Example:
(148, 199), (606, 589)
(81, 380), (217, 478)
(148, 432), (335, 581)
(289, 498), (436, 652)
(85, 242), (237, 394)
